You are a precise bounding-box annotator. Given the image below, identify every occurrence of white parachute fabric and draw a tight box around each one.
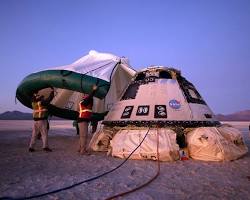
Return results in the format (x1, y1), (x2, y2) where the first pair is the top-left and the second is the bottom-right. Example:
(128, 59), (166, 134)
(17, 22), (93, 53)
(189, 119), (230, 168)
(43, 50), (136, 114)
(35, 87), (83, 116)
(51, 88), (83, 111)
(110, 128), (180, 161)
(93, 60), (136, 113)
(53, 50), (135, 82)
(187, 126), (248, 161)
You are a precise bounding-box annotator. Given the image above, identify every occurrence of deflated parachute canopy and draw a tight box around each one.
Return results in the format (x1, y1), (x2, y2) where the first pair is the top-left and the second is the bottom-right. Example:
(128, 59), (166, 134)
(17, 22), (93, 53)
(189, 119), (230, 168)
(16, 50), (136, 120)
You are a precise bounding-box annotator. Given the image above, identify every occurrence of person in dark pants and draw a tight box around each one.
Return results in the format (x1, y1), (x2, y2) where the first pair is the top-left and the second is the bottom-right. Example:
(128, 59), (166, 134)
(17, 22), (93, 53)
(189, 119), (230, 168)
(91, 120), (98, 134)
(78, 85), (98, 154)
(29, 88), (54, 152)
(73, 120), (79, 135)
(249, 124), (250, 138)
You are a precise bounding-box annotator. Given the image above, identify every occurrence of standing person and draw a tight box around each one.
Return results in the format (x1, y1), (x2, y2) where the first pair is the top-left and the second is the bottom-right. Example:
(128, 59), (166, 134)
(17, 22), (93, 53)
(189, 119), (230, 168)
(29, 88), (54, 152)
(91, 120), (98, 134)
(249, 124), (250, 138)
(73, 120), (79, 135)
(78, 85), (98, 154)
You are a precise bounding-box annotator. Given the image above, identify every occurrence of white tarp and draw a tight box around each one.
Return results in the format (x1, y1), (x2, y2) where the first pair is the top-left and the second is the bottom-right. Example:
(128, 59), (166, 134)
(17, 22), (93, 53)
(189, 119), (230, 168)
(187, 126), (248, 161)
(40, 50), (136, 114)
(110, 128), (180, 161)
(53, 50), (135, 82)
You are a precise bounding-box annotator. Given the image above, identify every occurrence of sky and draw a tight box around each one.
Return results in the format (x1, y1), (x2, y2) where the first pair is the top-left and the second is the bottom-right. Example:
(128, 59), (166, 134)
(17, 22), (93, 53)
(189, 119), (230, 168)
(0, 0), (250, 115)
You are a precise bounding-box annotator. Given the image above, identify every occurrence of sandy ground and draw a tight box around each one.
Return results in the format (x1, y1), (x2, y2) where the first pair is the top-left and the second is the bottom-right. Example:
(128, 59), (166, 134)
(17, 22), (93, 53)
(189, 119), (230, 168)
(0, 120), (249, 200)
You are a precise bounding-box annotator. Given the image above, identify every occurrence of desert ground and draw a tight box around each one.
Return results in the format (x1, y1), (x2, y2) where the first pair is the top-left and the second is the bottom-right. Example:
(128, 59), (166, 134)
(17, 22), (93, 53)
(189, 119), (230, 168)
(0, 120), (249, 200)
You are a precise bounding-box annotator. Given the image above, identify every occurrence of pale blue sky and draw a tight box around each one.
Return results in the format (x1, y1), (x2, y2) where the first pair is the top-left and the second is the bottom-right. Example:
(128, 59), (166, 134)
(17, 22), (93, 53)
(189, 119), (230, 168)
(0, 0), (249, 114)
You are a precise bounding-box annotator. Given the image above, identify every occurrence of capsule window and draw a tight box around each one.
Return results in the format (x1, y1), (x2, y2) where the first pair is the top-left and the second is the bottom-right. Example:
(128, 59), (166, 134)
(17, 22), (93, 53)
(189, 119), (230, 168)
(135, 73), (146, 81)
(177, 76), (206, 105)
(159, 71), (172, 79)
(121, 82), (140, 100)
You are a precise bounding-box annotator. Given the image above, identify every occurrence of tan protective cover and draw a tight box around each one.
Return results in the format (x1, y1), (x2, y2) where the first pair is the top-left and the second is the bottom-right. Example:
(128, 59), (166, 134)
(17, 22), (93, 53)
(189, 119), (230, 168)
(187, 126), (248, 161)
(110, 128), (180, 161)
(88, 125), (117, 152)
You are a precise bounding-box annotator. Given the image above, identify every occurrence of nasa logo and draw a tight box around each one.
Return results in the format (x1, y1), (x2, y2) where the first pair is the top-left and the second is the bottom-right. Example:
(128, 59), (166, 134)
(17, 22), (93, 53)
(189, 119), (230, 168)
(169, 99), (181, 109)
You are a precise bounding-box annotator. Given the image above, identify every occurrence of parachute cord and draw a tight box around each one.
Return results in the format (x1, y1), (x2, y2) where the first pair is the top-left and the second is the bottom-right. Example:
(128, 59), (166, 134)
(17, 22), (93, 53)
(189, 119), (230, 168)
(83, 61), (114, 76)
(92, 60), (122, 89)
(80, 61), (115, 93)
(109, 60), (121, 82)
(0, 127), (151, 200)
(104, 127), (161, 200)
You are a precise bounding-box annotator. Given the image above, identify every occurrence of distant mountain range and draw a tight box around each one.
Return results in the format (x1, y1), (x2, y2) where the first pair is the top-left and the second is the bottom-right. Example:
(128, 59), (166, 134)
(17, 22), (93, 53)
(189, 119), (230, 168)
(0, 111), (33, 120)
(215, 110), (250, 121)
(0, 110), (250, 121)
